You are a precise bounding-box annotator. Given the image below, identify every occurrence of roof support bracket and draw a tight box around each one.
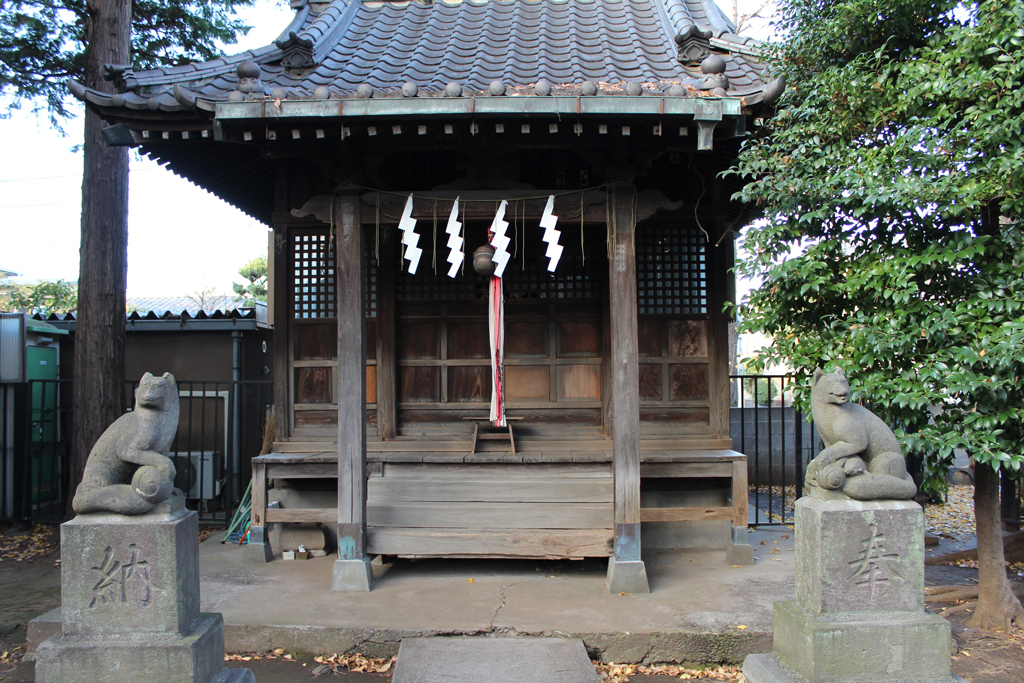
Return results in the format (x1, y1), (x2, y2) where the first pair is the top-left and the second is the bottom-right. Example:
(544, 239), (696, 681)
(696, 120), (718, 151)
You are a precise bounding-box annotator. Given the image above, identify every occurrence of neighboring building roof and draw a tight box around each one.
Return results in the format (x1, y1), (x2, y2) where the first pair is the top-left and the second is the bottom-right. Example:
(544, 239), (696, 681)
(36, 302), (269, 332)
(127, 295), (240, 317)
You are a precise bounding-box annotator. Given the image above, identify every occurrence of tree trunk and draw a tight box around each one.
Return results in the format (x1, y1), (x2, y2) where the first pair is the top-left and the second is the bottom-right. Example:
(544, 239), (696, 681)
(967, 463), (1024, 631)
(69, 0), (131, 516)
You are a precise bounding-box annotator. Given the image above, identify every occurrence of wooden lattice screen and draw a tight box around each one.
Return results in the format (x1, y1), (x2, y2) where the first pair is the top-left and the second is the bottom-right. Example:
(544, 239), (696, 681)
(636, 227), (707, 316)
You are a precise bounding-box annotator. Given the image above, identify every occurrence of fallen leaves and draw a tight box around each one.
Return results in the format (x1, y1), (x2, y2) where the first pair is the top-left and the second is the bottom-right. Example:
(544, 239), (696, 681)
(923, 485), (975, 538)
(0, 645), (25, 665)
(0, 524), (58, 562)
(312, 653), (395, 676)
(593, 661), (745, 682)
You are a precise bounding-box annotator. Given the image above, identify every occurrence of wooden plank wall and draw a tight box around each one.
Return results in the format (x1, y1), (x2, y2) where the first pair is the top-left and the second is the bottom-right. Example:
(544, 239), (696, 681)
(366, 463), (614, 558)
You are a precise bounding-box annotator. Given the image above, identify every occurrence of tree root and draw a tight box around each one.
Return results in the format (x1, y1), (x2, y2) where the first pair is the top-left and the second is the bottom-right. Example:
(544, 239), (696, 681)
(927, 587), (979, 603)
(926, 531), (1024, 565)
(941, 601), (976, 616)
(926, 584), (1024, 603)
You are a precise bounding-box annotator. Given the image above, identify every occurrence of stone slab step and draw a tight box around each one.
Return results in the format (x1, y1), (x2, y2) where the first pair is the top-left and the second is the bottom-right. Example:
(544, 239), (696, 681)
(392, 637), (599, 683)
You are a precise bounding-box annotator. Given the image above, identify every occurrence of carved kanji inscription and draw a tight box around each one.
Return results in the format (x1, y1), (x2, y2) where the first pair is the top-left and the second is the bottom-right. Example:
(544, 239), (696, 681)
(89, 544), (153, 608)
(847, 522), (904, 602)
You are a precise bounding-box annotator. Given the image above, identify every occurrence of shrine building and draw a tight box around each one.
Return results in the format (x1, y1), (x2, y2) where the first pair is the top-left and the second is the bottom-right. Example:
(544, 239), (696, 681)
(70, 0), (783, 592)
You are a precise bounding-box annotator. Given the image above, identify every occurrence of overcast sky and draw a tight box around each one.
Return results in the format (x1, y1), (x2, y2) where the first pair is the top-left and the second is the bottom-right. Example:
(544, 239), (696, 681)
(0, 0), (774, 299)
(0, 0), (292, 298)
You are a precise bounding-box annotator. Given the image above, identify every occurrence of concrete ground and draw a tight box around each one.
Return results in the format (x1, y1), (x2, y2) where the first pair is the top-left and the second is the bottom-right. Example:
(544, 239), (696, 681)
(189, 524), (793, 663)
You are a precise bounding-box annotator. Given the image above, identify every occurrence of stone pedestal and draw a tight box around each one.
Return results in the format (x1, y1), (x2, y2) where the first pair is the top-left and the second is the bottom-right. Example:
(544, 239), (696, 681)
(743, 498), (963, 683)
(35, 499), (253, 683)
(606, 559), (650, 594)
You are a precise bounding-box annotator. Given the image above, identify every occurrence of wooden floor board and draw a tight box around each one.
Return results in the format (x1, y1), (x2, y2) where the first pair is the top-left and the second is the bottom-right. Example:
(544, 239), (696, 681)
(366, 527), (614, 558)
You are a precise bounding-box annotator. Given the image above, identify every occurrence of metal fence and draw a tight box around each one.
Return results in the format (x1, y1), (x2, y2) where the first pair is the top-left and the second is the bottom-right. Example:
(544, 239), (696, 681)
(730, 374), (816, 526)
(1, 378), (273, 525)
(1, 379), (72, 521)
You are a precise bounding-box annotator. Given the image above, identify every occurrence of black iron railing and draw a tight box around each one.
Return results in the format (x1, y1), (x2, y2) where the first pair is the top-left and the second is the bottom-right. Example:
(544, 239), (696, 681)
(1, 379), (72, 522)
(730, 374), (816, 526)
(1, 378), (272, 525)
(124, 379), (274, 526)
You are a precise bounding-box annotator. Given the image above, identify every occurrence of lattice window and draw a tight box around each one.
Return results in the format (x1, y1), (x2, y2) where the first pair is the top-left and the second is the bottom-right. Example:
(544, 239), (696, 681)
(506, 255), (601, 300)
(636, 228), (707, 315)
(293, 231), (335, 319)
(291, 229), (377, 318)
(396, 252), (601, 301)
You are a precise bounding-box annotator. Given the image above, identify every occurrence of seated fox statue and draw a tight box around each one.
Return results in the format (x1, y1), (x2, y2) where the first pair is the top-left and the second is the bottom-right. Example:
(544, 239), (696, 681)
(805, 367), (917, 500)
(72, 372), (180, 515)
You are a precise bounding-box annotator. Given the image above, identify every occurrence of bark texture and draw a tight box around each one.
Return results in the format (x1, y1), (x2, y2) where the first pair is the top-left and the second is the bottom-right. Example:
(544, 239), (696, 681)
(69, 0), (131, 515)
(968, 464), (1024, 631)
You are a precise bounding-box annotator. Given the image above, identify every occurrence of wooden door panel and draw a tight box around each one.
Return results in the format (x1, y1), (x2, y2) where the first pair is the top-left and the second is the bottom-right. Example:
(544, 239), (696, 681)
(558, 365), (601, 400)
(669, 320), (708, 357)
(506, 366), (550, 401)
(447, 322), (489, 359)
(558, 321), (601, 357)
(399, 366), (440, 403)
(295, 367), (332, 404)
(295, 323), (336, 360)
(448, 366), (491, 402)
(398, 323), (441, 359)
(670, 364), (708, 401)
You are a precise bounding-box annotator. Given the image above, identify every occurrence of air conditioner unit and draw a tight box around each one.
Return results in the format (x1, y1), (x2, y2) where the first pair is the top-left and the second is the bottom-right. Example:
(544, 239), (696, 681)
(171, 451), (219, 501)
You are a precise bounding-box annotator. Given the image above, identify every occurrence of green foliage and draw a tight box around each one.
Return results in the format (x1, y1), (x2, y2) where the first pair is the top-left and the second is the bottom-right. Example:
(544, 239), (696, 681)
(731, 0), (1024, 495)
(232, 254), (267, 303)
(0, 0), (255, 122)
(2, 279), (78, 315)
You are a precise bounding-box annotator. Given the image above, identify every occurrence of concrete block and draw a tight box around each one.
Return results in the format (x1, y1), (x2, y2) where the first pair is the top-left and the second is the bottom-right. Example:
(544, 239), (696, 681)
(243, 541), (274, 563)
(743, 652), (967, 683)
(280, 525), (326, 551)
(35, 613), (252, 683)
(726, 543), (754, 565)
(392, 637), (599, 683)
(771, 599), (954, 682)
(605, 559), (650, 594)
(332, 557), (373, 591)
(26, 607), (62, 659)
(58, 507), (200, 638)
(795, 498), (924, 616)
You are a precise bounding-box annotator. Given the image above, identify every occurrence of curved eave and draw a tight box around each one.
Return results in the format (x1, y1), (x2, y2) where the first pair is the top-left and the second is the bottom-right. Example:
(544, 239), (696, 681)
(213, 94), (747, 120)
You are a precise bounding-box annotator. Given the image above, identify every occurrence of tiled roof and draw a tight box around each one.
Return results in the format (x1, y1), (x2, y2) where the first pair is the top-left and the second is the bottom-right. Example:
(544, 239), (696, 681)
(70, 0), (773, 116)
(126, 296), (241, 316)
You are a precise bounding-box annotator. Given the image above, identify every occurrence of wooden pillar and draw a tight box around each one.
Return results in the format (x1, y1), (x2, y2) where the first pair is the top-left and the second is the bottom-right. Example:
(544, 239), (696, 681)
(606, 184), (650, 594)
(375, 230), (397, 440)
(272, 160), (290, 443)
(246, 460), (273, 562)
(332, 191), (373, 591)
(708, 231), (734, 440)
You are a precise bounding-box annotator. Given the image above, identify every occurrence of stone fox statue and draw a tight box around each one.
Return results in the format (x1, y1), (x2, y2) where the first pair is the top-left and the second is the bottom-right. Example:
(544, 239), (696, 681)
(72, 372), (180, 515)
(806, 368), (917, 500)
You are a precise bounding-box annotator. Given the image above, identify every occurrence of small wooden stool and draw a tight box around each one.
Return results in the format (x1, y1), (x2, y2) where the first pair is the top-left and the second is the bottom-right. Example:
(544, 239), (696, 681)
(463, 417), (523, 453)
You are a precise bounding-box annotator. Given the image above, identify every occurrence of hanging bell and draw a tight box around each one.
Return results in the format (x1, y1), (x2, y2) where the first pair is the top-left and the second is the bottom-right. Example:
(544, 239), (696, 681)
(473, 244), (496, 276)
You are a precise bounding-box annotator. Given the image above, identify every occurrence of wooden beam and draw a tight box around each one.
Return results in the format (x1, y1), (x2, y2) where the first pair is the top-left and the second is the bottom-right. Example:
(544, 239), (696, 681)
(639, 507), (734, 523)
(267, 508), (338, 524)
(366, 527), (613, 558)
(335, 191), (368, 560)
(608, 184), (642, 562)
(375, 230), (397, 440)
